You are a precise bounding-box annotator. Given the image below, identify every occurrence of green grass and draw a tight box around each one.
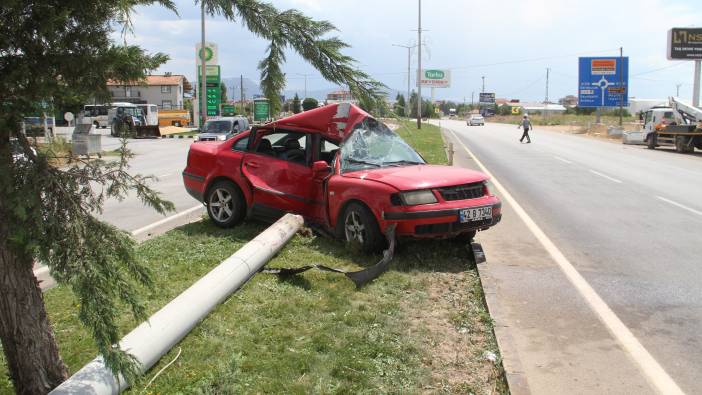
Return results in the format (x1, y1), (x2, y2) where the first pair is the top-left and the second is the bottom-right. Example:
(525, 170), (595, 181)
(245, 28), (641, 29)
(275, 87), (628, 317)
(394, 120), (449, 165)
(0, 121), (506, 394)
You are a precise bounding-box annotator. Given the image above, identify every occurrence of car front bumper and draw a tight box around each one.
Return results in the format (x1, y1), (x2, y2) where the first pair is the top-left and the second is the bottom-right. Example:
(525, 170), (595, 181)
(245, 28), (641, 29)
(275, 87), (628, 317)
(381, 198), (502, 238)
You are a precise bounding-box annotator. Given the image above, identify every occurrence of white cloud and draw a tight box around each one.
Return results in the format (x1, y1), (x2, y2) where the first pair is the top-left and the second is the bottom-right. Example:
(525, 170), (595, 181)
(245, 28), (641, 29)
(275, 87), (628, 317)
(121, 0), (702, 101)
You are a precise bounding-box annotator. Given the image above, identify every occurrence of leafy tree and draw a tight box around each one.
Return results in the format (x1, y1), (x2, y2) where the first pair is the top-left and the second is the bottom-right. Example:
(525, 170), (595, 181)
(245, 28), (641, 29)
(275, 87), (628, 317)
(0, 0), (382, 393)
(292, 93), (302, 114)
(220, 82), (228, 102)
(0, 1), (176, 393)
(302, 97), (318, 111)
(394, 94), (406, 117)
(499, 104), (512, 115)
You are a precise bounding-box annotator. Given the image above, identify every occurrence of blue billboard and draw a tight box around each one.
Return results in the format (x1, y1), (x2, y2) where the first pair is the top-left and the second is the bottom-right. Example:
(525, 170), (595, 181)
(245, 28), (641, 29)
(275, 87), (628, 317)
(578, 57), (628, 107)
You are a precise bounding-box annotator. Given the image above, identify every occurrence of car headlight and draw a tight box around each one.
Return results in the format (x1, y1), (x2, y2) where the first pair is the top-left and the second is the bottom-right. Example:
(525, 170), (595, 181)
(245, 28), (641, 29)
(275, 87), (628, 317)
(400, 189), (438, 205)
(218, 134), (227, 141)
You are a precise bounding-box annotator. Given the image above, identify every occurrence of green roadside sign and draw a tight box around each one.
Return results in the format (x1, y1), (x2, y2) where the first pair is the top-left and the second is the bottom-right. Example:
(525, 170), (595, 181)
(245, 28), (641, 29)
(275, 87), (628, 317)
(198, 65), (221, 117)
(425, 69), (445, 79)
(253, 99), (270, 122)
(221, 104), (235, 116)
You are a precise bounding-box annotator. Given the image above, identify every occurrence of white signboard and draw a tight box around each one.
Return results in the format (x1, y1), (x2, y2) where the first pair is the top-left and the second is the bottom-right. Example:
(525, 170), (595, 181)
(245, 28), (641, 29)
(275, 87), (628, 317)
(418, 69), (451, 88)
(195, 42), (218, 65)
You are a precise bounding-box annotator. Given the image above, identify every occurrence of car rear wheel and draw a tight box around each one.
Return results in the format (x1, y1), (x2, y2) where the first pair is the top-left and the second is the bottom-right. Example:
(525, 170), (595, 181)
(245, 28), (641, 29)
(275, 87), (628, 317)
(341, 202), (384, 254)
(207, 181), (245, 228)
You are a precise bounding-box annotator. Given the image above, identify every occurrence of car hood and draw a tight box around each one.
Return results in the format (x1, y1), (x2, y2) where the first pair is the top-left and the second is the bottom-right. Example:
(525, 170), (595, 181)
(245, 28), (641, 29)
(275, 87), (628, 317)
(342, 164), (488, 190)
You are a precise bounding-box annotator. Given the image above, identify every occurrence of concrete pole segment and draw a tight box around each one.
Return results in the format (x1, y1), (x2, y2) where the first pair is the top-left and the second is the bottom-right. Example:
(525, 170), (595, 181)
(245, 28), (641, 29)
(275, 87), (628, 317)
(50, 214), (304, 395)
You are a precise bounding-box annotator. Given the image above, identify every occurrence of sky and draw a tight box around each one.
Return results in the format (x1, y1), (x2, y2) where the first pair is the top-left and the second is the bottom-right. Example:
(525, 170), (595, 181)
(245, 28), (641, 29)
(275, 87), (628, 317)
(119, 0), (702, 103)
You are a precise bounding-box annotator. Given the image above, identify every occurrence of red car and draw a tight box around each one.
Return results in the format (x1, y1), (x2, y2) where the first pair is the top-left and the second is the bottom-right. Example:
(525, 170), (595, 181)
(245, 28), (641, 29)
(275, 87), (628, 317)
(183, 103), (501, 252)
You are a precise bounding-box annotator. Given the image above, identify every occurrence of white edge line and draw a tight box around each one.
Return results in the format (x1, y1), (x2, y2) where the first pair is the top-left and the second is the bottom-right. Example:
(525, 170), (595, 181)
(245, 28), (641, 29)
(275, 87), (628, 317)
(553, 156), (573, 164)
(446, 127), (685, 395)
(131, 204), (205, 236)
(589, 169), (623, 184)
(657, 196), (702, 217)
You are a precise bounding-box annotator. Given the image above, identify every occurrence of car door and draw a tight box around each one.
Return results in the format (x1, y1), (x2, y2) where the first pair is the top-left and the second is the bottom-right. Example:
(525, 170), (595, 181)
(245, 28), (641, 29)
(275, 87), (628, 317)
(241, 129), (318, 218)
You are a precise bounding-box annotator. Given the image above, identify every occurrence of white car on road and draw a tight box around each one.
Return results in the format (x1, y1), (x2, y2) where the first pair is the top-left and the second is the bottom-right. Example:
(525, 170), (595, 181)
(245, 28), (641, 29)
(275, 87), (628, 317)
(467, 115), (485, 126)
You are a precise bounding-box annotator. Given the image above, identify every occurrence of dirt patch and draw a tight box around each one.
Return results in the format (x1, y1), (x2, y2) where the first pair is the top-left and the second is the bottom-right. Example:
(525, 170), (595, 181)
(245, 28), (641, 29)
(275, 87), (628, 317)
(402, 269), (507, 394)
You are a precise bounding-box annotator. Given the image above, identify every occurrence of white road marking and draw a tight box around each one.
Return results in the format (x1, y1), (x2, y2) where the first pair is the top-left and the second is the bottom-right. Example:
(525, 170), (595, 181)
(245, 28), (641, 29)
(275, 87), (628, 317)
(157, 173), (173, 178)
(657, 196), (702, 217)
(554, 156), (573, 164)
(447, 127), (685, 395)
(589, 169), (622, 184)
(131, 205), (205, 236)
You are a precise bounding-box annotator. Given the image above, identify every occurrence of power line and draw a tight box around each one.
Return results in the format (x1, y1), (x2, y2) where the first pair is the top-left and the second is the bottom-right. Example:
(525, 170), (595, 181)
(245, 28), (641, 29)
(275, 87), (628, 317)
(506, 76), (544, 97)
(631, 62), (687, 77)
(448, 48), (619, 71)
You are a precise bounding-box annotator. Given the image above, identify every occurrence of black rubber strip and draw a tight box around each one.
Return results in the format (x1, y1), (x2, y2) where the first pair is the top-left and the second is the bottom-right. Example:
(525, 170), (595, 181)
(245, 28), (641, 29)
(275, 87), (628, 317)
(263, 224), (397, 288)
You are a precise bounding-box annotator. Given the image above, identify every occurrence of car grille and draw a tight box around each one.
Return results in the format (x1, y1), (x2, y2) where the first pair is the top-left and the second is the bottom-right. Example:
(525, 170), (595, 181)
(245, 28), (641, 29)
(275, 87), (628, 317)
(438, 182), (484, 201)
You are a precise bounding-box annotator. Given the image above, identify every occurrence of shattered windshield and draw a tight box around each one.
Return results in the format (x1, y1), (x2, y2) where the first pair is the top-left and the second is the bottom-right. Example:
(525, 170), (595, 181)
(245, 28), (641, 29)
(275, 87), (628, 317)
(340, 117), (425, 172)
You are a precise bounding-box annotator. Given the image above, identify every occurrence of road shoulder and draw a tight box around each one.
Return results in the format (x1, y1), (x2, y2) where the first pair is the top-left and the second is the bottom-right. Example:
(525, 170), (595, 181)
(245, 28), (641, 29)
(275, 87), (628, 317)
(440, 125), (655, 394)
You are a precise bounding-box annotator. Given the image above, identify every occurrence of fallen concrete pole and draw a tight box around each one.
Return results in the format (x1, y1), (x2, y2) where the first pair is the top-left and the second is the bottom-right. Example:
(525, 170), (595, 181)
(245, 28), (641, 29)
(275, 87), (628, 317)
(50, 213), (304, 394)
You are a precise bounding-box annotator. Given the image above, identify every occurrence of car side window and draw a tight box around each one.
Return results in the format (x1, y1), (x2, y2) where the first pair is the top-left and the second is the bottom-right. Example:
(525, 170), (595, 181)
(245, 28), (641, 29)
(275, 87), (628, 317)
(232, 136), (249, 152)
(318, 138), (339, 165)
(253, 131), (309, 165)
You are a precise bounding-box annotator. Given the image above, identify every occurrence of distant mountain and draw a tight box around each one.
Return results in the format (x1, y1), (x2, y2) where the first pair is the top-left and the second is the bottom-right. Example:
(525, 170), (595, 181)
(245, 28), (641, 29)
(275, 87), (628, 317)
(222, 76), (402, 102)
(221, 77), (262, 100)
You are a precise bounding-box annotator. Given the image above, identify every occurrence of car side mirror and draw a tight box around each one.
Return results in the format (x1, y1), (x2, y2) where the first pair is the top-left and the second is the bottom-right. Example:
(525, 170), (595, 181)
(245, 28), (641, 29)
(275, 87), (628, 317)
(312, 160), (331, 179)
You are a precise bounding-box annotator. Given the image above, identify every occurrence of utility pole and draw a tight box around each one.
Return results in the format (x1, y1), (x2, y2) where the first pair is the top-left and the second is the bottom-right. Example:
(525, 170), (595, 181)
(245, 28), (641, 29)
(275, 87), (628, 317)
(481, 76), (485, 93)
(676, 83), (682, 97)
(240, 74), (244, 115)
(619, 47), (624, 127)
(693, 60), (701, 108)
(416, 0), (422, 129)
(392, 43), (417, 118)
(545, 67), (550, 120)
(471, 91), (474, 107)
(295, 73), (311, 99)
(200, 2), (207, 128)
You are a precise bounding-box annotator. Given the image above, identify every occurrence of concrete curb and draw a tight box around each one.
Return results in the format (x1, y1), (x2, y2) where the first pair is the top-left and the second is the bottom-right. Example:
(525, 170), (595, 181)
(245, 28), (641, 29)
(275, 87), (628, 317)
(439, 124), (531, 394)
(476, 260), (531, 395)
(35, 205), (207, 292)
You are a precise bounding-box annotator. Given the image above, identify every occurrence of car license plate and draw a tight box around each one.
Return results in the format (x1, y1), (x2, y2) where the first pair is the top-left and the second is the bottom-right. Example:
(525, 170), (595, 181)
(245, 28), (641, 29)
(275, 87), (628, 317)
(459, 206), (492, 223)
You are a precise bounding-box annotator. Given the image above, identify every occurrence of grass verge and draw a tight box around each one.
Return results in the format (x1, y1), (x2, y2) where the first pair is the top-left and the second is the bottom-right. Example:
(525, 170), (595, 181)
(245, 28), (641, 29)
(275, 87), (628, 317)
(0, 119), (506, 394)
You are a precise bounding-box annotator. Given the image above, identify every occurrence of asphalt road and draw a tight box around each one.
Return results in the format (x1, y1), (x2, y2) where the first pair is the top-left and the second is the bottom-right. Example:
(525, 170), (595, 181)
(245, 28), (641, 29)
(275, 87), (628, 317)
(435, 120), (702, 394)
(56, 127), (202, 232)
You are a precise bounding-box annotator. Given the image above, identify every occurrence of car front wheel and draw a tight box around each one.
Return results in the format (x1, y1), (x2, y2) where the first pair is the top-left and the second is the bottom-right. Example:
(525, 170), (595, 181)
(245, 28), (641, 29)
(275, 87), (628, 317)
(207, 181), (245, 228)
(341, 202), (384, 254)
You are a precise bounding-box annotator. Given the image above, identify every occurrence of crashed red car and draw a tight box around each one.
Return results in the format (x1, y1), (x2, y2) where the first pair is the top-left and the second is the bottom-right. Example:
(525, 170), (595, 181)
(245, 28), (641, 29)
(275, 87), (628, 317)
(183, 103), (501, 252)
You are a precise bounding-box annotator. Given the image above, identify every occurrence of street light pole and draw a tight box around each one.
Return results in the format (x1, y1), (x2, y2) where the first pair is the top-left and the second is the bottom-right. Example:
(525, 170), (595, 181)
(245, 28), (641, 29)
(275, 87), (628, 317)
(676, 83), (682, 97)
(392, 43), (417, 118)
(619, 47), (624, 127)
(417, 0), (422, 129)
(481, 76), (485, 93)
(200, 1), (207, 128)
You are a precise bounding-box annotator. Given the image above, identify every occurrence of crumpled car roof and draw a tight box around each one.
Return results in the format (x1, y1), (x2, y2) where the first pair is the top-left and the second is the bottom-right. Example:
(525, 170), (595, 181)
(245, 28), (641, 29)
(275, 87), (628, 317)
(264, 102), (370, 141)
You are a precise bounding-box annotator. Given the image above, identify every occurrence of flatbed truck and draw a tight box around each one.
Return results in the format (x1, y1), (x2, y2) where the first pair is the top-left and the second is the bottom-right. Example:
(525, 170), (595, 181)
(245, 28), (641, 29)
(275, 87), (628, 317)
(645, 97), (702, 153)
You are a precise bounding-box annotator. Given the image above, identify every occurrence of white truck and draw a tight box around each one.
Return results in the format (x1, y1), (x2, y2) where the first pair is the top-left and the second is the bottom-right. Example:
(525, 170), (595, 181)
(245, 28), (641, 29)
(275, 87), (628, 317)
(644, 97), (702, 153)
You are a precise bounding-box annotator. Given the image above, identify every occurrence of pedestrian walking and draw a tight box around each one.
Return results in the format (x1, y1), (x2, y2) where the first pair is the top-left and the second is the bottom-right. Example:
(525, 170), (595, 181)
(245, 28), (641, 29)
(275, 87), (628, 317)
(517, 114), (532, 143)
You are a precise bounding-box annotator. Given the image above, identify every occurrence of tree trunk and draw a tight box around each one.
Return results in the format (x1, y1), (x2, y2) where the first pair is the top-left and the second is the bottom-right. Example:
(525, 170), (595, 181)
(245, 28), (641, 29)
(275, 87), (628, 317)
(0, 229), (68, 394)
